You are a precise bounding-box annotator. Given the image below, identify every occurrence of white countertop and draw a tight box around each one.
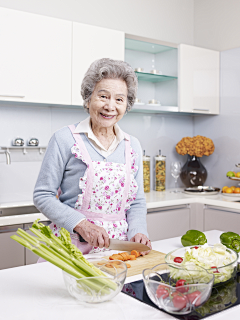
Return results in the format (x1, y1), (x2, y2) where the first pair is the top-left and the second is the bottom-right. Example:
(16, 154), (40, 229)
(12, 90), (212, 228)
(0, 230), (238, 320)
(1, 189), (240, 227)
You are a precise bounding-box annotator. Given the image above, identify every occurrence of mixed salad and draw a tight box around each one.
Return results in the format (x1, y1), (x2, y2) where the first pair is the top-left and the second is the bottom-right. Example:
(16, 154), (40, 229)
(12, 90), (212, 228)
(171, 243), (237, 284)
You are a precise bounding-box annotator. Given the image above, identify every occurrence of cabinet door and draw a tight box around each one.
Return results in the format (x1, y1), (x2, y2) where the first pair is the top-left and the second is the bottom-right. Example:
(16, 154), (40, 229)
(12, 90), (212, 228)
(146, 205), (190, 241)
(178, 44), (219, 114)
(204, 207), (240, 233)
(0, 7), (71, 104)
(0, 225), (24, 270)
(72, 23), (125, 106)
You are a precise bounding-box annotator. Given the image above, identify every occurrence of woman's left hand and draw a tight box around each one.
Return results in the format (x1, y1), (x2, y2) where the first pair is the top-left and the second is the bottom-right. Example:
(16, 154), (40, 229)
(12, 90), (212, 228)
(130, 233), (152, 256)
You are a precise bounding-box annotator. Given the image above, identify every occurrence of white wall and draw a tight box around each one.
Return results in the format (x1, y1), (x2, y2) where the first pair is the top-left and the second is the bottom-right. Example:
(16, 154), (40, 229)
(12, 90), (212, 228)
(0, 0), (194, 45)
(194, 0), (240, 51)
(194, 47), (240, 188)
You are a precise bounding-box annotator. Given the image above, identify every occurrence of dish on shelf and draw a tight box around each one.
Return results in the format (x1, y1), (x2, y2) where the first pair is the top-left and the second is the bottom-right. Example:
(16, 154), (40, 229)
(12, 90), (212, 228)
(227, 176), (240, 181)
(148, 99), (160, 105)
(221, 192), (240, 197)
(235, 163), (240, 168)
(183, 186), (220, 195)
(150, 69), (162, 75)
(134, 67), (144, 72)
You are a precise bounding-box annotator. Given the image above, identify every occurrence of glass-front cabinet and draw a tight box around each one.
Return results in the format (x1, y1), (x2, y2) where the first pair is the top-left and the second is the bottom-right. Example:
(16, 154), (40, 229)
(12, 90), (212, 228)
(125, 34), (219, 115)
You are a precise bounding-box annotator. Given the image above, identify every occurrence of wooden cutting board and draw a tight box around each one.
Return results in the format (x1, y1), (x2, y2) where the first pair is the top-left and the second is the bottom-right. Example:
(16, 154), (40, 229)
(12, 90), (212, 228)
(94, 250), (166, 277)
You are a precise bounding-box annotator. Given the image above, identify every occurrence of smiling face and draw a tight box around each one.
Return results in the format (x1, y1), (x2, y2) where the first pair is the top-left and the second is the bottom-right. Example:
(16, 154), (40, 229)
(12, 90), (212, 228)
(87, 78), (128, 130)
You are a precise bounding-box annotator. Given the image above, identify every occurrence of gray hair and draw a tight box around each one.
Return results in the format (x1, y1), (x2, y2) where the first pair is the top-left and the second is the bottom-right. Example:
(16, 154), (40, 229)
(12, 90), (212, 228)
(81, 58), (138, 113)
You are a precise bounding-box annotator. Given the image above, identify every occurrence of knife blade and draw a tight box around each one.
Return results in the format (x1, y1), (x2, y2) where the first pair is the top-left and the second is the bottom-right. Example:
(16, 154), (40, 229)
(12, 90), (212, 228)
(108, 239), (150, 251)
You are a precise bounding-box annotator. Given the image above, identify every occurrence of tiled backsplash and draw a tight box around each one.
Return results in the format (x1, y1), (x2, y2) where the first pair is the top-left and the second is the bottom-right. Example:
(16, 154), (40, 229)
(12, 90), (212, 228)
(0, 105), (193, 202)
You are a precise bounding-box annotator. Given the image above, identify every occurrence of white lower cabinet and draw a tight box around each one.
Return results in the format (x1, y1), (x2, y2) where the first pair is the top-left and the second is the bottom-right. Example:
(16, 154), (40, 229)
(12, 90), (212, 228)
(146, 205), (190, 241)
(204, 205), (240, 234)
(0, 224), (25, 270)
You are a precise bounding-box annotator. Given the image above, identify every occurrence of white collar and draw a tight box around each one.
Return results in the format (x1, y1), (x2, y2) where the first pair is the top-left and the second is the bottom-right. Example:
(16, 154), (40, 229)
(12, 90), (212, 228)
(74, 116), (129, 142)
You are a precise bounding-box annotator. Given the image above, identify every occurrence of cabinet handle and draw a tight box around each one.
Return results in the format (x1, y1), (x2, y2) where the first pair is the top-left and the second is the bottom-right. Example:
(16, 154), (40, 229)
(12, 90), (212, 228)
(0, 94), (25, 98)
(192, 108), (210, 112)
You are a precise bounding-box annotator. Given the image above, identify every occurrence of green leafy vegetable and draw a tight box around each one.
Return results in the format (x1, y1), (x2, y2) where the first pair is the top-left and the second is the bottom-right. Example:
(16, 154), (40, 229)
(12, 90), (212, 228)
(11, 219), (117, 294)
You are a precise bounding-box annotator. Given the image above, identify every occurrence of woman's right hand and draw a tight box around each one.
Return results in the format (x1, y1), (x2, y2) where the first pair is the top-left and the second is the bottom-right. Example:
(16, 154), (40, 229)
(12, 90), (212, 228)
(74, 220), (109, 248)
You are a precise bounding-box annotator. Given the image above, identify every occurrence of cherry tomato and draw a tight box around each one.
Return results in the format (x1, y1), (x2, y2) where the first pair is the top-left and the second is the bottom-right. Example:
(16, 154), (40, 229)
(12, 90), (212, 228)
(211, 266), (220, 273)
(156, 284), (169, 299)
(186, 290), (201, 306)
(176, 279), (189, 293)
(193, 246), (199, 249)
(173, 257), (183, 263)
(172, 293), (188, 310)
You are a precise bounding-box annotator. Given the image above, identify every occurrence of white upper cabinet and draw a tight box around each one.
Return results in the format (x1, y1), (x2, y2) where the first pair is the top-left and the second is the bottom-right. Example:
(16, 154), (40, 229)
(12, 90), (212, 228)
(178, 44), (219, 114)
(72, 23), (125, 106)
(0, 8), (71, 105)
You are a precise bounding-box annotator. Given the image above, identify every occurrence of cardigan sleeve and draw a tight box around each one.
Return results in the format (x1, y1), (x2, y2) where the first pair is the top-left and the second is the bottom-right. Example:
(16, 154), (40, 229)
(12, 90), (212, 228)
(126, 137), (148, 240)
(33, 132), (86, 233)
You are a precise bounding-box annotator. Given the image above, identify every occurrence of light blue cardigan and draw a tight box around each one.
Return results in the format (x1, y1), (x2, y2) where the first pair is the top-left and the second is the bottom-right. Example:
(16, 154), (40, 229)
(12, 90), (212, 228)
(33, 124), (148, 240)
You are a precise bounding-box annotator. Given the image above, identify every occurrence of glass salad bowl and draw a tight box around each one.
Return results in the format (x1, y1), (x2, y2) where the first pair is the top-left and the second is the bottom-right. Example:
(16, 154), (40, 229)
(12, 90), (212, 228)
(62, 260), (127, 303)
(143, 263), (214, 315)
(165, 244), (238, 286)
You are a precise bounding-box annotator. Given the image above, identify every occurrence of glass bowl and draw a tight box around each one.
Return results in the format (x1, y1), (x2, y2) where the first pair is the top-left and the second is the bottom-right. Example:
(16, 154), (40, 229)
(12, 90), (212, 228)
(62, 260), (127, 303)
(165, 245), (238, 286)
(143, 263), (214, 315)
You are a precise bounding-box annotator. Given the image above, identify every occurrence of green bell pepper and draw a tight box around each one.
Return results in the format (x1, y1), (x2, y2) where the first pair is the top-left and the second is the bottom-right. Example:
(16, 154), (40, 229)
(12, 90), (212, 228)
(220, 232), (240, 253)
(181, 230), (207, 247)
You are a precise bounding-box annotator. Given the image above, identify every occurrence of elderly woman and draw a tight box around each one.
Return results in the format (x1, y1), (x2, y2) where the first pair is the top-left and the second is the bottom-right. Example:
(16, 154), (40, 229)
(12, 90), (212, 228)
(33, 58), (151, 255)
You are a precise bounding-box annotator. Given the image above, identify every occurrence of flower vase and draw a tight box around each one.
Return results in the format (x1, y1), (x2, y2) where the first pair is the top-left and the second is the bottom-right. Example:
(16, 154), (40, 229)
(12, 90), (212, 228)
(180, 155), (207, 187)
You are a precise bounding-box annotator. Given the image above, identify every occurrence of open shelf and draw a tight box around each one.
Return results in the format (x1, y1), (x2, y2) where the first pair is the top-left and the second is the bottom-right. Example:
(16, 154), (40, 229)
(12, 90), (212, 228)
(135, 71), (177, 83)
(125, 38), (177, 54)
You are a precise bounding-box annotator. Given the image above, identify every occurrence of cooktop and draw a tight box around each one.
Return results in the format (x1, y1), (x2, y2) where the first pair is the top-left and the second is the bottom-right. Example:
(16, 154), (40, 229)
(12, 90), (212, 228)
(122, 274), (240, 319)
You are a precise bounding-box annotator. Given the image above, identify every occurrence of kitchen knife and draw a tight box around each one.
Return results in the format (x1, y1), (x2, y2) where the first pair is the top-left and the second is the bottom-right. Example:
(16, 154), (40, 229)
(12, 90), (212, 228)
(108, 239), (150, 251)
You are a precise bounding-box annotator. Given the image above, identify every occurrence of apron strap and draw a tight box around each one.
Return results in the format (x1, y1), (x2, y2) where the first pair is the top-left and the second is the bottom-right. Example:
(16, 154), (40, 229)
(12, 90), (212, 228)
(119, 133), (131, 215)
(68, 125), (94, 212)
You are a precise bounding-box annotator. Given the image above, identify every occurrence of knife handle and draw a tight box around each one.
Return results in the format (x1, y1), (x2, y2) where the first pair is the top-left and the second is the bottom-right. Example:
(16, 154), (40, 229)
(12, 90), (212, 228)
(73, 230), (87, 242)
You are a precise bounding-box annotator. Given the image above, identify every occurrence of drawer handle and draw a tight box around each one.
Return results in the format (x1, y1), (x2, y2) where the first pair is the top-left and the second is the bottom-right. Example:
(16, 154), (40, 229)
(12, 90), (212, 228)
(192, 108), (210, 112)
(0, 94), (25, 98)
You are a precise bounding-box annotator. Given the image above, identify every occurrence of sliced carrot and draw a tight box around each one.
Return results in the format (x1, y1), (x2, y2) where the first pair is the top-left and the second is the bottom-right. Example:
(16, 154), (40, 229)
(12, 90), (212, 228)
(131, 250), (139, 258)
(105, 264), (114, 268)
(129, 255), (136, 260)
(97, 261), (107, 265)
(126, 263), (131, 268)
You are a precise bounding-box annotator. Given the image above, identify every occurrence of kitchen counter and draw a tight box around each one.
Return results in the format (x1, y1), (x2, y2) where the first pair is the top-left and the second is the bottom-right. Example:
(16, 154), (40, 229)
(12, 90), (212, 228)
(0, 230), (238, 320)
(1, 189), (240, 226)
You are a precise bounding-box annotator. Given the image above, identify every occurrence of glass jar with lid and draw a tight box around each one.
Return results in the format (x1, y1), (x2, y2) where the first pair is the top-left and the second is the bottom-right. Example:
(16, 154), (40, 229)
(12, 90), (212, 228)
(143, 151), (150, 193)
(155, 151), (166, 191)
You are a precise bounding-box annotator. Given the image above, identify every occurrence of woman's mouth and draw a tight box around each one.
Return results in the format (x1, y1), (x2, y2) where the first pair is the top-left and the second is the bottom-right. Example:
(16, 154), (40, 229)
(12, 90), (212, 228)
(100, 113), (115, 119)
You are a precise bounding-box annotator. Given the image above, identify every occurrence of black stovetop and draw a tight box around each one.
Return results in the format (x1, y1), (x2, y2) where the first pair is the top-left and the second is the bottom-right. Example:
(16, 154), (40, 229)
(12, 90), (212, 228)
(122, 275), (240, 319)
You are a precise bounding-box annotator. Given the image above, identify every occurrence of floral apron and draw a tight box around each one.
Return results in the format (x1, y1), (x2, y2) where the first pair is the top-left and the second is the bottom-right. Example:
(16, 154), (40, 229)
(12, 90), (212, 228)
(49, 124), (139, 254)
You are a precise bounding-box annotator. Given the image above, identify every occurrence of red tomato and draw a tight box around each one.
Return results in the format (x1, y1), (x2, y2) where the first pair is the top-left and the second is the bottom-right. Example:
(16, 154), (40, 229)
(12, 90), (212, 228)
(173, 257), (183, 263)
(156, 284), (169, 299)
(186, 290), (201, 306)
(211, 266), (220, 273)
(172, 293), (188, 310)
(176, 279), (189, 293)
(193, 246), (199, 249)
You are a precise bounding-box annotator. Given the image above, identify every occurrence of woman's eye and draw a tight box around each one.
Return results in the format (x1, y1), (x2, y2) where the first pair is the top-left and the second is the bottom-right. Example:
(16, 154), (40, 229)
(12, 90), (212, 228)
(117, 98), (123, 102)
(101, 95), (107, 99)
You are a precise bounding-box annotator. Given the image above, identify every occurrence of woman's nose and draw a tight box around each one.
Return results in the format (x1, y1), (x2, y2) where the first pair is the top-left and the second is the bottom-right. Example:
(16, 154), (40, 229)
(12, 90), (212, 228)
(105, 98), (115, 111)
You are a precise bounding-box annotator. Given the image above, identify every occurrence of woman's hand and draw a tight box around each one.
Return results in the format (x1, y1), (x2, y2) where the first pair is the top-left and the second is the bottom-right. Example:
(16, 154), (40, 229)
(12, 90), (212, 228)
(130, 233), (152, 256)
(74, 220), (109, 248)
